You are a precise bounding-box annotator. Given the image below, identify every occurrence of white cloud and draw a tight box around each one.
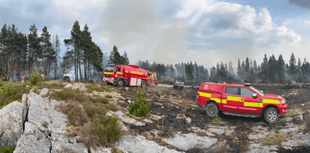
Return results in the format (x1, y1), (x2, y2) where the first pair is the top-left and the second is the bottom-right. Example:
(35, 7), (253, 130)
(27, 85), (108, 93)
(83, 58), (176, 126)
(175, 0), (301, 65)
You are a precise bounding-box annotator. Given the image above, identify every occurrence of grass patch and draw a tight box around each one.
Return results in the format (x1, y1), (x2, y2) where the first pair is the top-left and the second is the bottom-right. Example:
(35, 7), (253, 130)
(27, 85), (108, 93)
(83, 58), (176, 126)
(212, 115), (221, 126)
(52, 88), (121, 149)
(262, 133), (288, 146)
(197, 131), (207, 136)
(86, 84), (104, 92)
(92, 96), (109, 104)
(129, 87), (150, 117)
(106, 94), (112, 98)
(118, 101), (128, 108)
(0, 82), (31, 109)
(55, 101), (88, 126)
(34, 87), (40, 94)
(0, 146), (15, 153)
(36, 81), (65, 89)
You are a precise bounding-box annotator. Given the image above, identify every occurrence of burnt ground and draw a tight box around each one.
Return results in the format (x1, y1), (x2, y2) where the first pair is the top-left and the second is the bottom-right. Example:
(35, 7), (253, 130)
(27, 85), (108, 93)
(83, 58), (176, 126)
(115, 84), (310, 153)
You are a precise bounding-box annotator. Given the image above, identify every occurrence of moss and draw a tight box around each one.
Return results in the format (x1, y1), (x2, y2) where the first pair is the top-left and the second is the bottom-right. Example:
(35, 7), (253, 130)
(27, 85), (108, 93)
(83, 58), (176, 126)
(0, 146), (15, 153)
(34, 87), (40, 94)
(198, 131), (207, 136)
(106, 94), (112, 99)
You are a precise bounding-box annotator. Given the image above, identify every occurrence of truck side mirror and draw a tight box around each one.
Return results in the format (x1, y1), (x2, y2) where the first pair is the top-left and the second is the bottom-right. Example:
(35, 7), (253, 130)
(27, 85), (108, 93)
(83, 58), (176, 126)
(252, 93), (258, 98)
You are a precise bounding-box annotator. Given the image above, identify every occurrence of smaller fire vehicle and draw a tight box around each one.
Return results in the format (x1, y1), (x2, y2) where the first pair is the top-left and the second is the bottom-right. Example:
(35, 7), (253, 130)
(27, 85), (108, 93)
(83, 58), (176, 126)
(197, 82), (287, 123)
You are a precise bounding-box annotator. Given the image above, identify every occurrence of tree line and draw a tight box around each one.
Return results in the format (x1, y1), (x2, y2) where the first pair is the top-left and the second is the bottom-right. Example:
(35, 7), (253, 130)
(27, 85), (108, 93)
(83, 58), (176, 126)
(137, 53), (310, 84)
(0, 21), (104, 82)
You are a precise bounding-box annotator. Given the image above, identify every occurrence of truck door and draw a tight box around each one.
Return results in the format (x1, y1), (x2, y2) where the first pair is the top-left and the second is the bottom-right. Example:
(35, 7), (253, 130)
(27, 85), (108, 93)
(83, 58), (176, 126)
(222, 87), (243, 113)
(239, 88), (260, 114)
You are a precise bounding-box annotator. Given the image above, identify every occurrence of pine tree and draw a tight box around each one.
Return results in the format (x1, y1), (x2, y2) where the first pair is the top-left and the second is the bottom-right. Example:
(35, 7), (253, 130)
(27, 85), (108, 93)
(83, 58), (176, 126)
(54, 35), (60, 80)
(123, 51), (129, 65)
(277, 54), (285, 82)
(41, 26), (56, 76)
(28, 23), (42, 74)
(289, 52), (297, 81)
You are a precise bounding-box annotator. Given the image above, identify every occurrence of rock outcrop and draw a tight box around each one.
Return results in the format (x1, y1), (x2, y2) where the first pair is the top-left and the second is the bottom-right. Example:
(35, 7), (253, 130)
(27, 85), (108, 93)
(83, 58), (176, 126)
(0, 101), (25, 149)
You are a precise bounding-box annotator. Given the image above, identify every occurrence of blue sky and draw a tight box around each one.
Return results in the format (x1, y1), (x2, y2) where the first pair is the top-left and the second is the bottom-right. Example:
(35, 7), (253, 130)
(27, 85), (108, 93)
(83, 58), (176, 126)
(0, 0), (309, 68)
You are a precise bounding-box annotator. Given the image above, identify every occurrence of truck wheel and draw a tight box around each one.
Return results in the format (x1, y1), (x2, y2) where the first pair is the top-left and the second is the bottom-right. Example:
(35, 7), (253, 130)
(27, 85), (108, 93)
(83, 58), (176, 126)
(264, 107), (279, 124)
(141, 80), (146, 88)
(117, 79), (124, 87)
(206, 103), (219, 118)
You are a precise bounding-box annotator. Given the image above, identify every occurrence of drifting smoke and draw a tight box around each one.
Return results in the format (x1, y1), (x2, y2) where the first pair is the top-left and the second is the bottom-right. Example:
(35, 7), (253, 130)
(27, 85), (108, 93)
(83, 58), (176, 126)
(99, 0), (189, 65)
(288, 0), (310, 9)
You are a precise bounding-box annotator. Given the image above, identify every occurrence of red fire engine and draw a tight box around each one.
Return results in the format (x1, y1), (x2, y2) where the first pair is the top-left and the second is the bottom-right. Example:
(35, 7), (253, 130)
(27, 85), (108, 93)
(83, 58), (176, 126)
(103, 65), (158, 87)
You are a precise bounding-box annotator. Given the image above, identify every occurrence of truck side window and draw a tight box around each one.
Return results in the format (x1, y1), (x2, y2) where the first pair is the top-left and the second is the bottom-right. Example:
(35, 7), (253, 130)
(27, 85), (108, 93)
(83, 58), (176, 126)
(240, 88), (254, 97)
(115, 67), (121, 72)
(226, 87), (238, 95)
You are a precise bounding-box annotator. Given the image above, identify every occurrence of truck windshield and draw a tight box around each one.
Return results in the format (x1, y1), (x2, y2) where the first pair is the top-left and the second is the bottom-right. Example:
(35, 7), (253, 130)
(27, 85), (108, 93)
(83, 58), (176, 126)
(104, 67), (114, 71)
(250, 86), (264, 96)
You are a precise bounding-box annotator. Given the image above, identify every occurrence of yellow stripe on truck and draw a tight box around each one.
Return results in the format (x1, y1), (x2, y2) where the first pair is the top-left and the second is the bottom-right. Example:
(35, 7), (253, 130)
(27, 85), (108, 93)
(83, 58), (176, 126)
(211, 98), (221, 103)
(116, 72), (123, 75)
(130, 71), (145, 75)
(222, 99), (227, 104)
(263, 99), (280, 104)
(104, 72), (113, 75)
(244, 102), (259, 107)
(227, 96), (241, 101)
(198, 92), (211, 98)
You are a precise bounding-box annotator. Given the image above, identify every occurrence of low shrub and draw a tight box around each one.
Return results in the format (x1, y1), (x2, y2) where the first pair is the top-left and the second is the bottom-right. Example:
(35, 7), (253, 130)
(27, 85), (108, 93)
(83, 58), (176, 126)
(0, 82), (31, 109)
(198, 131), (207, 136)
(0, 146), (15, 153)
(36, 81), (65, 89)
(213, 115), (221, 126)
(1, 81), (15, 98)
(86, 85), (104, 92)
(29, 67), (41, 86)
(50, 88), (90, 102)
(55, 102), (88, 126)
(106, 95), (112, 98)
(92, 96), (109, 104)
(34, 87), (40, 94)
(105, 104), (118, 112)
(92, 115), (121, 144)
(129, 87), (150, 117)
(0, 79), (3, 87)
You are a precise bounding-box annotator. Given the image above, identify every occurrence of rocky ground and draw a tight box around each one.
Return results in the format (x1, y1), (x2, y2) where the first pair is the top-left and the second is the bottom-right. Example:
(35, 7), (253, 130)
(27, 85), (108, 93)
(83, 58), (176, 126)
(0, 82), (310, 153)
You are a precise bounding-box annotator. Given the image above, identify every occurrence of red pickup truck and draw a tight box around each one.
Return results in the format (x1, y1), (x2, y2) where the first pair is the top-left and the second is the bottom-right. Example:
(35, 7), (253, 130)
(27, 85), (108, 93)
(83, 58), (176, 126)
(197, 82), (287, 123)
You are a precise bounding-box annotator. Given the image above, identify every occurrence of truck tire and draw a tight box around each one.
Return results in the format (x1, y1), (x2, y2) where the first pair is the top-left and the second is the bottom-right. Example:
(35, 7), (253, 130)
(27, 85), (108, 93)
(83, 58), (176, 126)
(264, 107), (279, 124)
(141, 80), (146, 88)
(206, 103), (219, 118)
(117, 79), (124, 87)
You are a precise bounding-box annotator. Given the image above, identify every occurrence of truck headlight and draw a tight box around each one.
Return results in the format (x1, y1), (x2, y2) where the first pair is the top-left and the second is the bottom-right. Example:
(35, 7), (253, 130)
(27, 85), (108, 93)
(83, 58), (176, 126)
(280, 100), (286, 104)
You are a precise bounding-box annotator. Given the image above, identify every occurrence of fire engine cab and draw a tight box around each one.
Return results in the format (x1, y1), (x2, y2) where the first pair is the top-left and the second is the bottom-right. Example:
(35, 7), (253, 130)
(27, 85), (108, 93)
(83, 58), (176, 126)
(197, 82), (287, 124)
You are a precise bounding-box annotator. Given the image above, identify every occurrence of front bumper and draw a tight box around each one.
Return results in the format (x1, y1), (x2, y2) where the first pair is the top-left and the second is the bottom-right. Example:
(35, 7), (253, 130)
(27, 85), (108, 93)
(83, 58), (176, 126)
(103, 77), (114, 83)
(278, 104), (287, 114)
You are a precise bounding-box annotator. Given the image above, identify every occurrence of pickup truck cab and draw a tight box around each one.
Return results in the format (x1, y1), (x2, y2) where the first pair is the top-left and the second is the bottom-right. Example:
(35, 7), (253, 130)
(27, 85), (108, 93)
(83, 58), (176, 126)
(197, 82), (287, 123)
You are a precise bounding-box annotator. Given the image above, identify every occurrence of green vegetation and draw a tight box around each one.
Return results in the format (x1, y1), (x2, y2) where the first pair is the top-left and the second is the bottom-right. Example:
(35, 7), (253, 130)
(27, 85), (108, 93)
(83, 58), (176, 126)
(198, 131), (207, 136)
(0, 79), (3, 87)
(262, 134), (286, 146)
(129, 87), (150, 117)
(29, 67), (42, 86)
(0, 146), (15, 153)
(106, 94), (112, 98)
(34, 87), (40, 94)
(51, 85), (121, 149)
(213, 115), (221, 126)
(36, 81), (65, 89)
(0, 82), (31, 109)
(1, 81), (15, 97)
